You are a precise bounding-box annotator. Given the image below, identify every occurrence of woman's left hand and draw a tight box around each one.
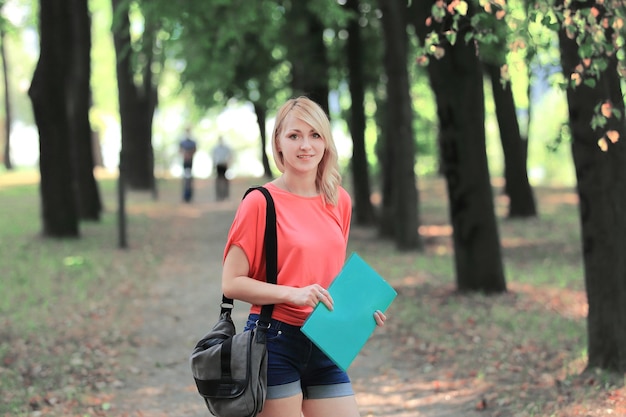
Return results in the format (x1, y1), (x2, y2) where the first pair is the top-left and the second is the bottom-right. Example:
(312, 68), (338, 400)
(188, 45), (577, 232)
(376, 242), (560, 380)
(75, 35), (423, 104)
(373, 310), (387, 326)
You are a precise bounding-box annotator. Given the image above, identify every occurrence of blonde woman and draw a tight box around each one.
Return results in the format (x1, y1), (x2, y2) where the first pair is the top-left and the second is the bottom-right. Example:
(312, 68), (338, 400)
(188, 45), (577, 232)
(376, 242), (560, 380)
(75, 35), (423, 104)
(221, 96), (386, 417)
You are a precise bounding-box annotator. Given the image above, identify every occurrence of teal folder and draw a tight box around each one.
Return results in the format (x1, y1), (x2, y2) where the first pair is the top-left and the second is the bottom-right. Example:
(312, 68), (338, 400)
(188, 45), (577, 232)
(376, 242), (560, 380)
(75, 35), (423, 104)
(300, 252), (397, 371)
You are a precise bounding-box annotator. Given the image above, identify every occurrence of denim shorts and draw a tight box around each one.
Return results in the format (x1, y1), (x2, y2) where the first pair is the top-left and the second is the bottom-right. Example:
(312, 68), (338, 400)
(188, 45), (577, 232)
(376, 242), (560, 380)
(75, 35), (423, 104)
(245, 314), (354, 400)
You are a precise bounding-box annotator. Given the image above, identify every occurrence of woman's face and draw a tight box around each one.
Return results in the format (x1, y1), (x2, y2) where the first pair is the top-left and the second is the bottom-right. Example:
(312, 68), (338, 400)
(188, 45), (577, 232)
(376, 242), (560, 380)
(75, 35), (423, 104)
(277, 113), (325, 174)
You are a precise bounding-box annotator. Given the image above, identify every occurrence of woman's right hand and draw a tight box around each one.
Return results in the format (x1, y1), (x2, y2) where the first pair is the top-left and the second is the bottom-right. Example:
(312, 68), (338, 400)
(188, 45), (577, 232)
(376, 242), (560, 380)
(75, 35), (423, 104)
(290, 285), (334, 310)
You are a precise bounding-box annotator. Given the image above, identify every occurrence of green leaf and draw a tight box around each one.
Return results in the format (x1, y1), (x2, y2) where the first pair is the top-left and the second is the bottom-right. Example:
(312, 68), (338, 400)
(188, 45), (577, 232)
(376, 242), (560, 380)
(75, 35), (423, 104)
(445, 31), (457, 45)
(595, 58), (609, 71)
(590, 114), (605, 130)
(583, 78), (597, 88)
(613, 108), (622, 119)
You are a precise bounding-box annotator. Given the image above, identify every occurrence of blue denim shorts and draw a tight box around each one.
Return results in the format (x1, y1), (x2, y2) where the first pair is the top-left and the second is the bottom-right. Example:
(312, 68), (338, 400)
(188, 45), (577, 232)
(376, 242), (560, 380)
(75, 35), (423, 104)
(245, 314), (354, 400)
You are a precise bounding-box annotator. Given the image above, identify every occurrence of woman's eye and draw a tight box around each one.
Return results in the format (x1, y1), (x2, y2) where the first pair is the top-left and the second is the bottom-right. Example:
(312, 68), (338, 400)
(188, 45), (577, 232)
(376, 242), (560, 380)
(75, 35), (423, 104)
(312, 133), (321, 139)
(288, 134), (298, 140)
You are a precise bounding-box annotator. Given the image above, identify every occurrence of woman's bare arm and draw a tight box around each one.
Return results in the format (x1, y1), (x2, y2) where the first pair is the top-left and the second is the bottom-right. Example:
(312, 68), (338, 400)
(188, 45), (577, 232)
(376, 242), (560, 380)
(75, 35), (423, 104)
(221, 245), (333, 310)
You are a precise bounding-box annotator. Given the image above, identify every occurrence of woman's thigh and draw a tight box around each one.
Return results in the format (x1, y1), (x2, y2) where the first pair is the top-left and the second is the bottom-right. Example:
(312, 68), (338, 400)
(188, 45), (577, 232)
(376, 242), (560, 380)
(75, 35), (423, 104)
(302, 395), (360, 417)
(258, 393), (304, 417)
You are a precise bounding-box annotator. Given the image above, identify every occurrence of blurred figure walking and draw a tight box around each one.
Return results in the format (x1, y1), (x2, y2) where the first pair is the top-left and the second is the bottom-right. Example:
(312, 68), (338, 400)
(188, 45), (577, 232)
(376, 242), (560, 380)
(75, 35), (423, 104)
(211, 136), (233, 201)
(179, 127), (197, 202)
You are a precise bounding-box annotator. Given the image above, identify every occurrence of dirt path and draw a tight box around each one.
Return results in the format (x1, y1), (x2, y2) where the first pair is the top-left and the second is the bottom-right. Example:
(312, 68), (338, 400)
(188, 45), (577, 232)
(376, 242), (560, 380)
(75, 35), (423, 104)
(110, 178), (485, 417)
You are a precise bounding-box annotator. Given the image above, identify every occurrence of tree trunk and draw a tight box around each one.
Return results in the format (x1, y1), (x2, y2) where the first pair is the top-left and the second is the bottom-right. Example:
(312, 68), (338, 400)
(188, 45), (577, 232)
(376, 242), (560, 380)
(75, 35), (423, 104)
(411, 1), (506, 292)
(378, 0), (421, 250)
(375, 94), (394, 239)
(559, 25), (626, 374)
(485, 63), (537, 218)
(28, 0), (79, 237)
(253, 102), (273, 179)
(111, 0), (157, 192)
(1, 27), (12, 170)
(69, 0), (102, 221)
(345, 0), (377, 226)
(284, 1), (329, 113)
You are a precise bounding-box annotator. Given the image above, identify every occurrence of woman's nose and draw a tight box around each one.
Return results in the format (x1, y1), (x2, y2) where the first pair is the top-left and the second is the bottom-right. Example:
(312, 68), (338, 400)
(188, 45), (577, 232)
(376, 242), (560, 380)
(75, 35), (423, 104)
(300, 137), (312, 149)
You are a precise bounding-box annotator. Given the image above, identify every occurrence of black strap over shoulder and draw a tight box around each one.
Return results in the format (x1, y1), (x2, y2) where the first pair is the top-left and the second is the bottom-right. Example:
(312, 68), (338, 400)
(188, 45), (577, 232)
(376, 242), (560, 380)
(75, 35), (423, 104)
(220, 186), (277, 327)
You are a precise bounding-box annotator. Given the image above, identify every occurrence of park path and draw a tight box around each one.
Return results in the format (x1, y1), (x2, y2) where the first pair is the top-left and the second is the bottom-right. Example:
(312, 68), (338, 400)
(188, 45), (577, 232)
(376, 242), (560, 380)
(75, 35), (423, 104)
(110, 178), (485, 417)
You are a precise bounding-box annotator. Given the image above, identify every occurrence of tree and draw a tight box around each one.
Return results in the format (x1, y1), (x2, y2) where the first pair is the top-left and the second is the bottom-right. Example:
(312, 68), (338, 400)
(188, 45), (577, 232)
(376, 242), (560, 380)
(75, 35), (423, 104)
(476, 5), (537, 218)
(29, 0), (79, 237)
(485, 61), (537, 218)
(556, 0), (626, 374)
(411, 1), (507, 292)
(0, 14), (12, 170)
(111, 0), (158, 192)
(69, 0), (101, 221)
(283, 1), (330, 113)
(224, 19), (284, 179)
(166, 1), (286, 179)
(344, 0), (378, 225)
(419, 0), (626, 373)
(378, 0), (421, 250)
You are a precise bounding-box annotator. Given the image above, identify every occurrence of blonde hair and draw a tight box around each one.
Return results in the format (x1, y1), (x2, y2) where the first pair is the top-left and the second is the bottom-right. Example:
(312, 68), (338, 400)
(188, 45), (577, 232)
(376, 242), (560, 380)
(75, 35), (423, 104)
(272, 96), (341, 205)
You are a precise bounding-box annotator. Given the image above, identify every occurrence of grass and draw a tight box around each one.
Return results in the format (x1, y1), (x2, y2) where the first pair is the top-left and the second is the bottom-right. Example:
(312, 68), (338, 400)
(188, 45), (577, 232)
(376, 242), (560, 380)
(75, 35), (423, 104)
(1, 181), (154, 323)
(0, 171), (624, 416)
(0, 173), (162, 416)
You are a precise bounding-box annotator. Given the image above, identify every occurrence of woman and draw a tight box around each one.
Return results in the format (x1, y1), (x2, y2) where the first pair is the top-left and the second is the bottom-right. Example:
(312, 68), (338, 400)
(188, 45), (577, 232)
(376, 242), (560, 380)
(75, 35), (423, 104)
(221, 96), (386, 417)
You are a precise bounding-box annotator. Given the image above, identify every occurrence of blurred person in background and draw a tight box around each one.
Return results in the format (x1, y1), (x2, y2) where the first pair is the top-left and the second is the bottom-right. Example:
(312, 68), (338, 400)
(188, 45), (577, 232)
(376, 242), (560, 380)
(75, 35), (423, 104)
(211, 136), (233, 201)
(179, 127), (197, 202)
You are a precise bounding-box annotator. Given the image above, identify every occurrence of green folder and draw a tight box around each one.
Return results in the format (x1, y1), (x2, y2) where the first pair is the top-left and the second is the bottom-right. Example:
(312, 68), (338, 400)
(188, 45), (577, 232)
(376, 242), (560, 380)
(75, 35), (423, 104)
(300, 252), (397, 371)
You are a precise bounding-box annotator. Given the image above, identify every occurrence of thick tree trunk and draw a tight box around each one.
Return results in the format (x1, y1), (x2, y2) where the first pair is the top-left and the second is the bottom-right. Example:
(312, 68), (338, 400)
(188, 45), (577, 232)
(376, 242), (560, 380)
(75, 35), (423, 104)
(378, 0), (421, 250)
(346, 0), (377, 226)
(1, 28), (12, 170)
(111, 0), (157, 191)
(559, 28), (626, 374)
(431, 59), (506, 291)
(69, 0), (101, 221)
(485, 63), (537, 218)
(253, 102), (273, 179)
(284, 2), (329, 113)
(28, 0), (79, 237)
(411, 1), (506, 292)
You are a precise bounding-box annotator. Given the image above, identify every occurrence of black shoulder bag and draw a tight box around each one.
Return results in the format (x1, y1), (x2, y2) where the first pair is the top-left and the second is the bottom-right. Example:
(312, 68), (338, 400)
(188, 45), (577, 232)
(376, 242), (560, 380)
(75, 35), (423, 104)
(190, 186), (277, 417)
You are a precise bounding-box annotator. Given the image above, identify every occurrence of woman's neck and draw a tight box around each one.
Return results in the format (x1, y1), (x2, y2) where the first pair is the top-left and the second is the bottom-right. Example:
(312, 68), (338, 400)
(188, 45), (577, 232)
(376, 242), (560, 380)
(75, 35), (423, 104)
(280, 175), (318, 197)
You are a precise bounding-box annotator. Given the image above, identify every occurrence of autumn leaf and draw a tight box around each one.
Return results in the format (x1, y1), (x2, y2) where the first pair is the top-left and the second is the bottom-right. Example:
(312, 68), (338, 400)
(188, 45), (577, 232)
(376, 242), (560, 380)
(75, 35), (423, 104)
(475, 397), (487, 410)
(416, 55), (429, 66)
(447, 0), (459, 14)
(433, 46), (446, 59)
(602, 17), (609, 29)
(600, 101), (613, 118)
(454, 0), (469, 16)
(606, 130), (620, 143)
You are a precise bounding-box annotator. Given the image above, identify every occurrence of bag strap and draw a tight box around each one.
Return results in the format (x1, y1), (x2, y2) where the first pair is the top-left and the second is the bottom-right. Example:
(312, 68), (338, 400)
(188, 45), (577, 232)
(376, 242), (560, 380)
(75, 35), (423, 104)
(220, 186), (277, 327)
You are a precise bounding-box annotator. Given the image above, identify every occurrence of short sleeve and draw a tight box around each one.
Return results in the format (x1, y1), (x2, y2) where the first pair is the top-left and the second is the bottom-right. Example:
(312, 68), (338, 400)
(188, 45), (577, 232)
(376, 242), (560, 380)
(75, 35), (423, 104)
(223, 189), (268, 280)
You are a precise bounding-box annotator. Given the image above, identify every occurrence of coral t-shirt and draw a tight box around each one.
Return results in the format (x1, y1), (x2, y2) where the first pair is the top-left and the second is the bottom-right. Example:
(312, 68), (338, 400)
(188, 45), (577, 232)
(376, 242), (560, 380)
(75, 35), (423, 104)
(223, 183), (352, 326)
